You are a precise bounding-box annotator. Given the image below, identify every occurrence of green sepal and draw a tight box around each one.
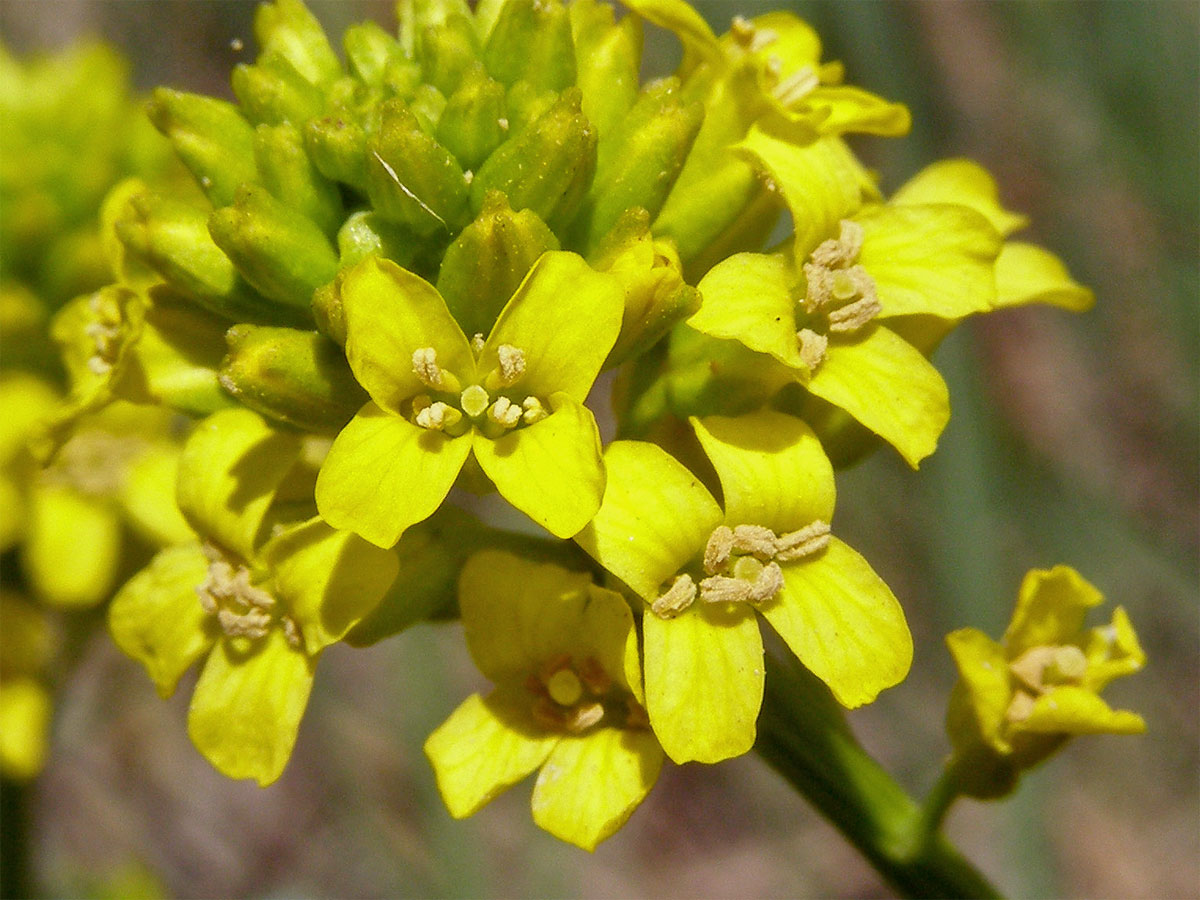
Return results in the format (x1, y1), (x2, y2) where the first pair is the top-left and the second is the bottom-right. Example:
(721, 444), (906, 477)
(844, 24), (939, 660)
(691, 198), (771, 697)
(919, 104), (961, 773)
(253, 0), (342, 88)
(569, 0), (642, 142)
(470, 88), (597, 231)
(576, 77), (704, 252)
(254, 122), (344, 238)
(107, 543), (215, 699)
(665, 326), (795, 421)
(187, 625), (316, 787)
(304, 113), (369, 192)
(366, 99), (471, 236)
(116, 193), (278, 325)
(343, 20), (404, 88)
(421, 12), (481, 96)
(231, 54), (326, 127)
(409, 83), (449, 135)
(147, 88), (259, 208)
(483, 0), (576, 92)
(208, 184), (337, 315)
(176, 407), (304, 561)
(219, 325), (368, 433)
(436, 191), (559, 338)
(436, 64), (510, 171)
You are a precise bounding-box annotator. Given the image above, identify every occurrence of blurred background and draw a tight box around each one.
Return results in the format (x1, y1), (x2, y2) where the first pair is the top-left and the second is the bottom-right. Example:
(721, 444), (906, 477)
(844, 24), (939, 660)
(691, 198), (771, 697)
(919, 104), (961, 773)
(1, 1), (1196, 897)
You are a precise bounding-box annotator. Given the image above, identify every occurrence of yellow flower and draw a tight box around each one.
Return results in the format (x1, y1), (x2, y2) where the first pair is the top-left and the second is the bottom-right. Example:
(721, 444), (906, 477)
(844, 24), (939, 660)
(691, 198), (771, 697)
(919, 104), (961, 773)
(945, 565), (1146, 798)
(425, 550), (663, 851)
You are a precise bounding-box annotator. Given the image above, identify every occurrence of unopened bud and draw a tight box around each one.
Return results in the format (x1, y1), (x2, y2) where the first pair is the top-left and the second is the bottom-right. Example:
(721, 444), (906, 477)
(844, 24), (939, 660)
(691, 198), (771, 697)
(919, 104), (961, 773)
(483, 0), (576, 92)
(254, 123), (344, 237)
(436, 64), (509, 171)
(231, 55), (325, 127)
(253, 0), (342, 87)
(421, 12), (480, 96)
(569, 0), (641, 140)
(147, 88), (258, 207)
(305, 113), (369, 191)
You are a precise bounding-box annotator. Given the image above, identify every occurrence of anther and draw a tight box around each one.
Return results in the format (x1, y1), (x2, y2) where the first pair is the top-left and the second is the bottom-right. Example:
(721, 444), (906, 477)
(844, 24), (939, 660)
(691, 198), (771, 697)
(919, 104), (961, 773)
(797, 328), (828, 371)
(774, 520), (831, 561)
(731, 524), (779, 560)
(412, 347), (444, 389)
(415, 401), (461, 430)
(704, 525), (735, 574)
(484, 344), (527, 390)
(521, 396), (548, 425)
(774, 66), (819, 107)
(565, 701), (605, 734)
(487, 396), (522, 429)
(652, 573), (697, 618)
(470, 333), (486, 354)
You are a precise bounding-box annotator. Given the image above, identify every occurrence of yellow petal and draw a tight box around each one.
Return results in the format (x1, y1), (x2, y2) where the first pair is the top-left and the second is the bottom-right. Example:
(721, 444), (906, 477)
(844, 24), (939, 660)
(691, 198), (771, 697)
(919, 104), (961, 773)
(945, 627), (1012, 753)
(993, 241), (1094, 312)
(187, 626), (315, 786)
(531, 728), (664, 851)
(0, 678), (52, 781)
(108, 543), (215, 698)
(692, 410), (835, 533)
(1017, 686), (1145, 736)
(890, 158), (1029, 238)
(23, 484), (121, 607)
(643, 603), (763, 764)
(119, 442), (194, 546)
(1003, 565), (1102, 657)
(765, 538), (912, 708)
(807, 326), (949, 468)
(424, 688), (559, 818)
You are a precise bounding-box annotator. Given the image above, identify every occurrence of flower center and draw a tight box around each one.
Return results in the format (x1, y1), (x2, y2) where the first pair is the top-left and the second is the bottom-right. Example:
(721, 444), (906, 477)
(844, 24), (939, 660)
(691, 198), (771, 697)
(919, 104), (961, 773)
(1004, 644), (1088, 723)
(42, 429), (146, 497)
(195, 544), (302, 649)
(649, 521), (831, 619)
(796, 219), (881, 371)
(525, 653), (648, 735)
(83, 289), (128, 377)
(407, 344), (550, 437)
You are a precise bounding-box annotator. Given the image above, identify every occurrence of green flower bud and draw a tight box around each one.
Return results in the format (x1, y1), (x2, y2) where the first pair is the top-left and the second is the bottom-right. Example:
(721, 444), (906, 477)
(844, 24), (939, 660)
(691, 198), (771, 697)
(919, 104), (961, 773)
(436, 64), (508, 171)
(342, 21), (404, 88)
(577, 77), (704, 251)
(208, 184), (337, 315)
(254, 123), (344, 237)
(483, 0), (575, 92)
(366, 99), (470, 236)
(115, 193), (272, 324)
(421, 13), (480, 96)
(397, 0), (474, 59)
(147, 88), (258, 207)
(470, 88), (596, 231)
(304, 113), (369, 191)
(569, 0), (642, 141)
(231, 55), (326, 127)
(336, 211), (419, 271)
(219, 324), (367, 432)
(253, 0), (342, 88)
(408, 83), (448, 135)
(436, 191), (559, 337)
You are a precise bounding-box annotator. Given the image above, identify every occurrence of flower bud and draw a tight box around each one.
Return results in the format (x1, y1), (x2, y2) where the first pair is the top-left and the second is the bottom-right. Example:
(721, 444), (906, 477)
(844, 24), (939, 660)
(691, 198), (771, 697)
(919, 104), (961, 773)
(208, 184), (337, 315)
(335, 211), (420, 271)
(231, 55), (326, 127)
(253, 0), (342, 88)
(577, 77), (704, 251)
(146, 88), (258, 207)
(366, 99), (471, 236)
(483, 0), (576, 92)
(421, 12), (480, 96)
(436, 191), (559, 336)
(436, 64), (508, 170)
(115, 193), (277, 324)
(342, 21), (404, 88)
(304, 113), (369, 191)
(470, 88), (596, 231)
(254, 123), (343, 237)
(220, 324), (367, 432)
(569, 0), (642, 140)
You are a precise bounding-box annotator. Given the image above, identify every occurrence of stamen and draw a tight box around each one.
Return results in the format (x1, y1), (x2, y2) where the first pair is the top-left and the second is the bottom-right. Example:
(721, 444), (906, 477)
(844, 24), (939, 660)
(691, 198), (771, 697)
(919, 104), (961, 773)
(731, 524), (779, 560)
(773, 520), (831, 561)
(412, 347), (444, 389)
(797, 328), (828, 371)
(774, 65), (819, 107)
(196, 549), (280, 642)
(521, 396), (548, 425)
(652, 573), (697, 619)
(1005, 690), (1037, 724)
(565, 701), (605, 734)
(703, 525), (735, 574)
(470, 333), (486, 354)
(460, 384), (490, 418)
(730, 15), (755, 46)
(826, 270), (881, 333)
(415, 401), (461, 430)
(487, 396), (522, 429)
(496, 344), (526, 385)
(577, 656), (612, 695)
(699, 561), (783, 606)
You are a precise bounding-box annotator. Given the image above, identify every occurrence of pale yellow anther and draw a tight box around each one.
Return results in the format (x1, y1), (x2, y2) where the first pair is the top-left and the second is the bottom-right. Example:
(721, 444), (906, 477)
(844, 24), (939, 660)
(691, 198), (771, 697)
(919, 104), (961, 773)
(703, 525), (735, 574)
(487, 396), (522, 429)
(566, 701), (605, 734)
(496, 344), (526, 384)
(281, 615), (304, 651)
(1010, 644), (1089, 694)
(731, 523), (779, 560)
(809, 219), (865, 270)
(1005, 690), (1037, 724)
(521, 396), (548, 425)
(415, 401), (461, 430)
(652, 573), (697, 619)
(470, 333), (486, 354)
(774, 65), (819, 107)
(196, 551), (279, 641)
(1049, 645), (1088, 682)
(460, 384), (490, 418)
(698, 574), (753, 605)
(700, 560), (783, 606)
(730, 15), (755, 45)
(412, 347), (444, 389)
(797, 328), (828, 371)
(546, 668), (584, 707)
(774, 520), (831, 561)
(826, 292), (882, 334)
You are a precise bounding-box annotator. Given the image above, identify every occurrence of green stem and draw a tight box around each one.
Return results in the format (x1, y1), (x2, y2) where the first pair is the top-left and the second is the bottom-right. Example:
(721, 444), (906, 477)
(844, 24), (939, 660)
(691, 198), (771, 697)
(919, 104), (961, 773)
(755, 653), (999, 899)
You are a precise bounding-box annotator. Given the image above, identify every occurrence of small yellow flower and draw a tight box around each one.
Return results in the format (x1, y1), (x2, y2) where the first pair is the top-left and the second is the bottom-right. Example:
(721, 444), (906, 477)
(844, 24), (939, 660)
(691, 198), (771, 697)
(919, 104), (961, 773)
(425, 550), (663, 851)
(945, 565), (1146, 798)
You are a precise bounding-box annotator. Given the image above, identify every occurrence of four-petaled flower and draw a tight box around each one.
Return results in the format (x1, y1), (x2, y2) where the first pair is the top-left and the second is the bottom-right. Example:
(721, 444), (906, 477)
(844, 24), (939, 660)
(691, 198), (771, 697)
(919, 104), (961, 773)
(575, 408), (912, 763)
(945, 565), (1146, 798)
(315, 251), (625, 548)
(425, 550), (663, 851)
(109, 408), (398, 785)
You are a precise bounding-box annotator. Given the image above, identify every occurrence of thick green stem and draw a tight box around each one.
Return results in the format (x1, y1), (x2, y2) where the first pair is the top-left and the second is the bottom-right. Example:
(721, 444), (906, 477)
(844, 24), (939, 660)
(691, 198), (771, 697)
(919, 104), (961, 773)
(755, 652), (999, 899)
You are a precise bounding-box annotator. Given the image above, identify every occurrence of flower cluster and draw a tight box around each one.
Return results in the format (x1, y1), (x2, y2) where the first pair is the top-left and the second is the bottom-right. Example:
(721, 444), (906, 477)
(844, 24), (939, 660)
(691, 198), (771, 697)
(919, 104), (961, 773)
(4, 0), (1143, 854)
